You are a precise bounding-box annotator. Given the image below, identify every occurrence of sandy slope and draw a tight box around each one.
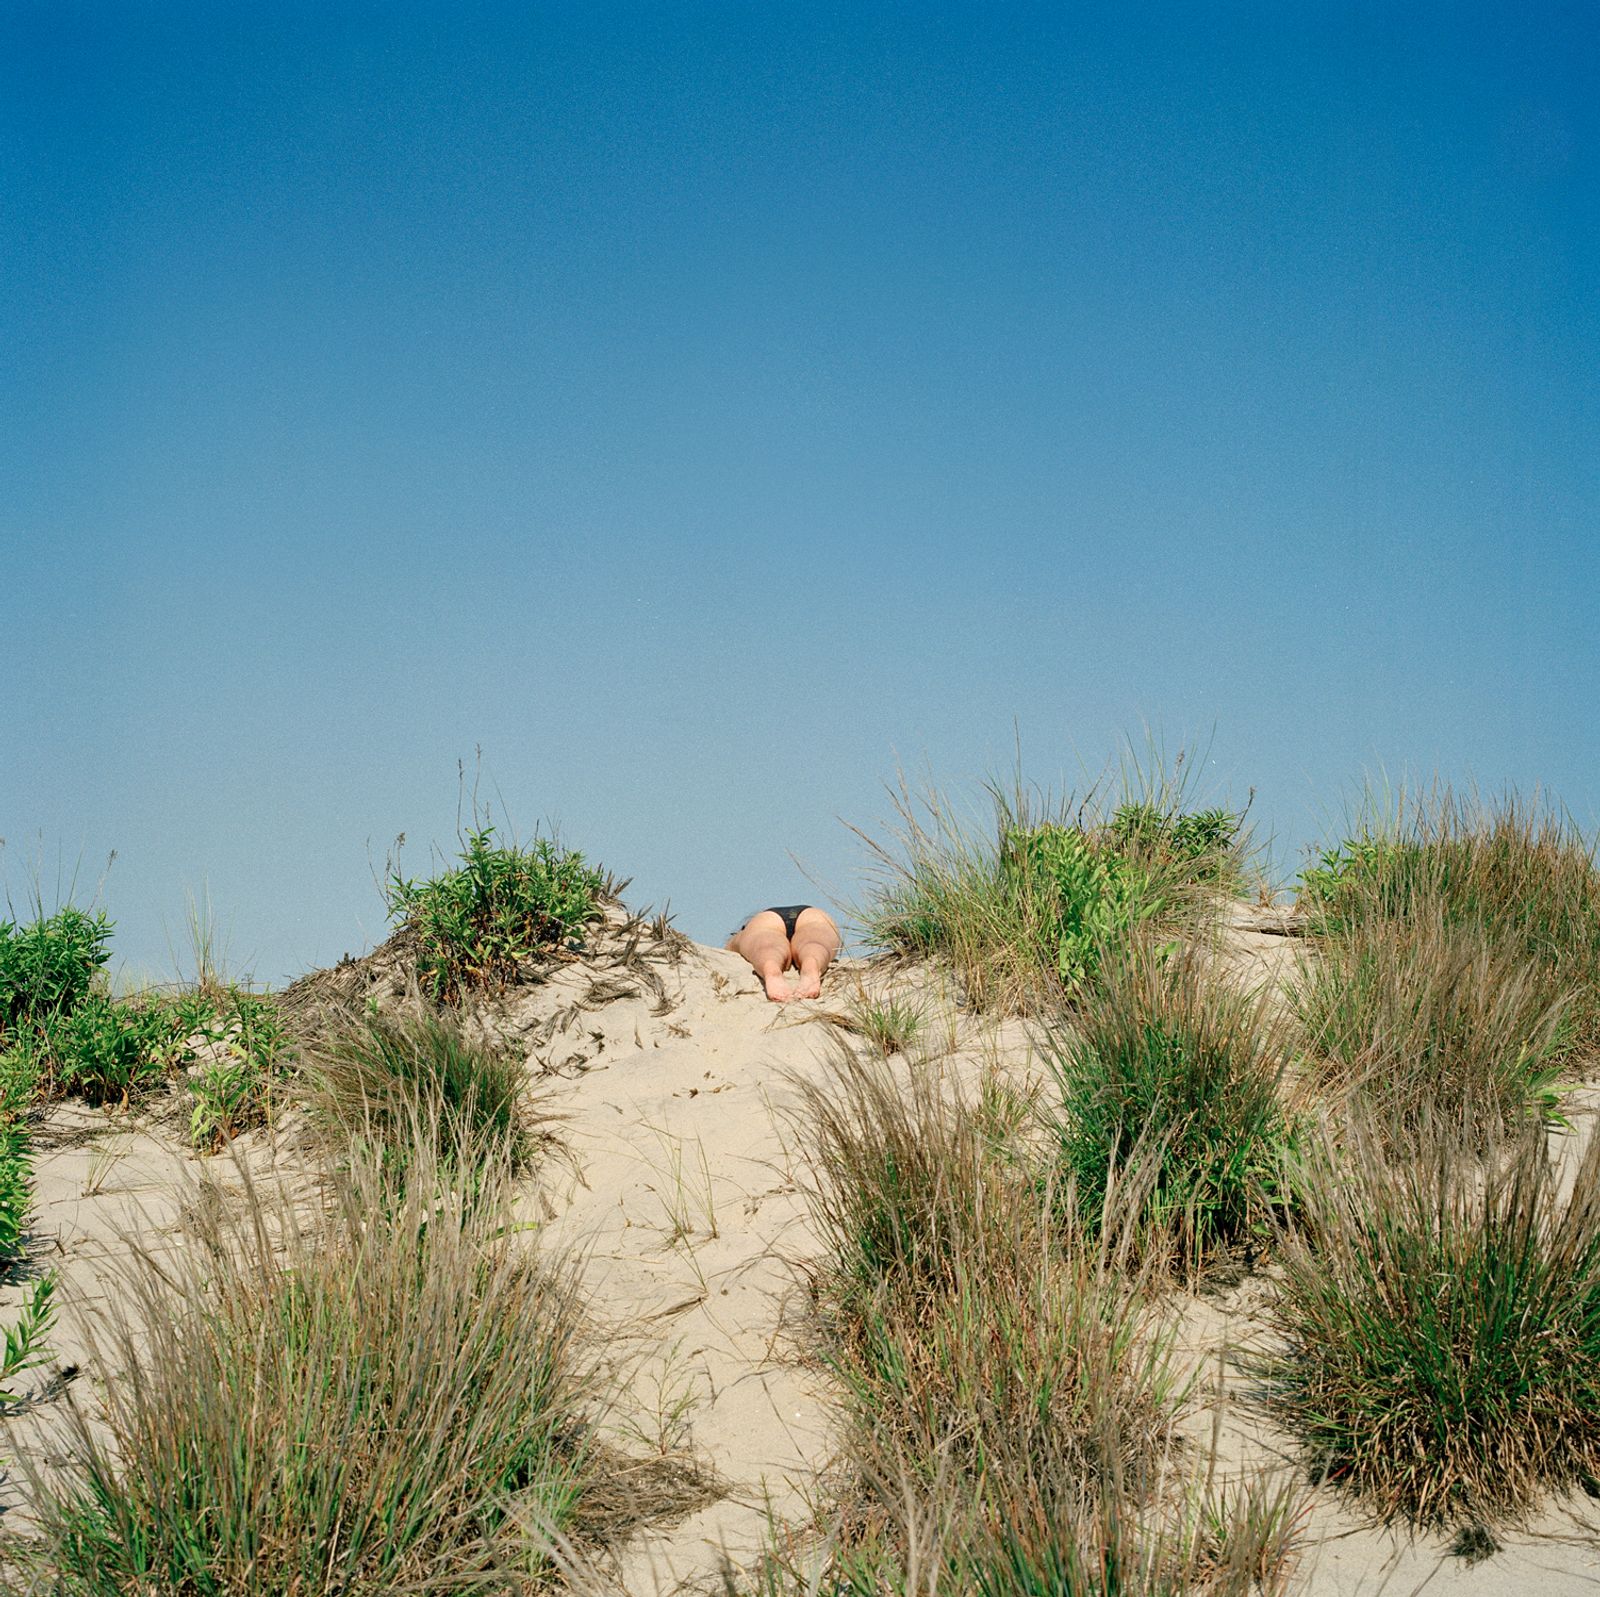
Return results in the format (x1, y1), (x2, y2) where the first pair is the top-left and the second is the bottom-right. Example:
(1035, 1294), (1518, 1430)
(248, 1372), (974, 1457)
(2, 910), (1599, 1592)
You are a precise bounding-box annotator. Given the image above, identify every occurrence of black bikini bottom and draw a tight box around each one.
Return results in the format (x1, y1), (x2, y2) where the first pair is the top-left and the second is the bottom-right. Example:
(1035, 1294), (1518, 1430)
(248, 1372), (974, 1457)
(765, 904), (811, 940)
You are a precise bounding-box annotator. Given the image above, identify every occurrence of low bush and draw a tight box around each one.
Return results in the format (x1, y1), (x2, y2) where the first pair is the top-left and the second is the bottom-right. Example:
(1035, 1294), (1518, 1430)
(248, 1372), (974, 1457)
(386, 827), (609, 1004)
(1265, 1123), (1600, 1528)
(1291, 891), (1573, 1142)
(308, 1007), (534, 1174)
(1047, 948), (1293, 1272)
(25, 1129), (603, 1593)
(0, 906), (112, 1039)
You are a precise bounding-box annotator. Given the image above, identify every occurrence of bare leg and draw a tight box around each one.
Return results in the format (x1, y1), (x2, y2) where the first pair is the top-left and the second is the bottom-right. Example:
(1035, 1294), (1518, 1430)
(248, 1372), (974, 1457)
(789, 907), (842, 999)
(729, 911), (796, 1002)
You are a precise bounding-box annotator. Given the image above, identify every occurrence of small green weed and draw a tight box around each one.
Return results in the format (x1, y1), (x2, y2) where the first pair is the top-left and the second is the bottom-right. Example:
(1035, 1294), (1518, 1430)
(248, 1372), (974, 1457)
(386, 827), (608, 1004)
(0, 1119), (33, 1264)
(0, 1275), (57, 1402)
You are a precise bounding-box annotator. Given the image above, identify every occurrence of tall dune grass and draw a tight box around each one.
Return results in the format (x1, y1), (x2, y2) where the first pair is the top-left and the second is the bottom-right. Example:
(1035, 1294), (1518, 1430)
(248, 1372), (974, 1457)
(24, 1125), (600, 1593)
(1265, 1121), (1600, 1528)
(1292, 888), (1574, 1141)
(853, 758), (1249, 1013)
(782, 1042), (1302, 1593)
(1299, 787), (1600, 1049)
(1047, 947), (1294, 1273)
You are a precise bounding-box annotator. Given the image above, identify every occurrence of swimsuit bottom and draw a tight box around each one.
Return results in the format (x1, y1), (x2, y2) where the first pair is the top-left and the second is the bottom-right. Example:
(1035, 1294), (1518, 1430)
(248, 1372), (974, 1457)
(736, 904), (812, 941)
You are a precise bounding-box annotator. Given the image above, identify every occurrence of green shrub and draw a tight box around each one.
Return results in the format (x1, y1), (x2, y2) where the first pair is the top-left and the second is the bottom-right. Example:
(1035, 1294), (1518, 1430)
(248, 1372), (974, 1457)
(1265, 1124), (1600, 1527)
(1108, 802), (1243, 882)
(1001, 823), (1163, 995)
(1047, 950), (1293, 1271)
(179, 988), (291, 1149)
(0, 906), (112, 1042)
(308, 1008), (534, 1175)
(46, 994), (174, 1106)
(386, 827), (608, 1004)
(26, 1130), (602, 1593)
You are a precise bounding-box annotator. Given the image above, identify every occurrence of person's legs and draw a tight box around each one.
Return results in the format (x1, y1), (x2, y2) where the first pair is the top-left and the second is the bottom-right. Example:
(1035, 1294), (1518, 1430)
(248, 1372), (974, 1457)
(730, 911), (797, 1002)
(789, 907), (841, 999)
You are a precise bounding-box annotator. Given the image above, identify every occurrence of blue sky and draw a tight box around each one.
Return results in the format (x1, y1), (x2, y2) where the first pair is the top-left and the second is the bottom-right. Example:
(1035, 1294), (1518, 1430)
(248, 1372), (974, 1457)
(4, 2), (1596, 983)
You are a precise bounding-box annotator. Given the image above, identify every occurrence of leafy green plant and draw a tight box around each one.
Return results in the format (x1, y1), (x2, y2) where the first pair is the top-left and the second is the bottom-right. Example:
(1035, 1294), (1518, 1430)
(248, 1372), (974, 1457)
(1002, 823), (1163, 995)
(180, 989), (291, 1149)
(386, 827), (608, 1003)
(0, 906), (112, 1039)
(47, 994), (174, 1107)
(0, 1274), (57, 1402)
(1108, 802), (1243, 881)
(308, 1007), (535, 1175)
(1265, 1123), (1600, 1528)
(1047, 949), (1293, 1272)
(0, 1119), (33, 1264)
(24, 1128), (607, 1593)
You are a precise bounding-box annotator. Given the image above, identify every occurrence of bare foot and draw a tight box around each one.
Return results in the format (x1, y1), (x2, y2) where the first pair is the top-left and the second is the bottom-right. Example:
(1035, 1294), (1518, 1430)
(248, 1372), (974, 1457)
(764, 973), (793, 1002)
(794, 968), (823, 1000)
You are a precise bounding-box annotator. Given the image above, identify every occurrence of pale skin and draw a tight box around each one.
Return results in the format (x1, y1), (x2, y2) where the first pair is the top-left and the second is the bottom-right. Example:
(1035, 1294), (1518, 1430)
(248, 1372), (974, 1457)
(725, 907), (842, 1002)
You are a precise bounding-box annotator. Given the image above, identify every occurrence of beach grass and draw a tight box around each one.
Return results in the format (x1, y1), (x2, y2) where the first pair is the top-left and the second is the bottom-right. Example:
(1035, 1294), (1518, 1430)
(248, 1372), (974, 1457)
(854, 755), (1249, 1013)
(22, 1124), (602, 1593)
(1046, 945), (1294, 1274)
(1264, 1120), (1600, 1528)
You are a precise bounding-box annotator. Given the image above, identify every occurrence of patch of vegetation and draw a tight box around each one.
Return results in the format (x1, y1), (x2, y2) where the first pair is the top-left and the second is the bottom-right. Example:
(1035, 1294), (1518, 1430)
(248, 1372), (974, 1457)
(23, 1130), (608, 1593)
(777, 1040), (1302, 1594)
(848, 993), (926, 1058)
(1265, 1123), (1600, 1528)
(1047, 948), (1294, 1272)
(0, 907), (112, 1038)
(0, 901), (292, 1139)
(856, 759), (1246, 1012)
(308, 1007), (535, 1175)
(1298, 789), (1600, 1046)
(386, 827), (609, 1004)
(1292, 889), (1573, 1143)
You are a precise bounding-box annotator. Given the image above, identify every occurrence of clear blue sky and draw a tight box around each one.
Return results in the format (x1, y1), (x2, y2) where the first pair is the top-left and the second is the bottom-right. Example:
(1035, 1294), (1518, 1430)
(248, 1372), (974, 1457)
(4, 3), (1596, 984)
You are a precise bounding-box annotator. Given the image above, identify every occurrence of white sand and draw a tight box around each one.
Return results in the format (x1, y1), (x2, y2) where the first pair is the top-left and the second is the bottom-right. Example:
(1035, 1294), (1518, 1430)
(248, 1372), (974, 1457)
(2, 912), (1599, 1592)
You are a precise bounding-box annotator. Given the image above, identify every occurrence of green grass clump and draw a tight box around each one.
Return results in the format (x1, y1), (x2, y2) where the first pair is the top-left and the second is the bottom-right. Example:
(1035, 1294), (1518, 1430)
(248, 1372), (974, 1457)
(858, 764), (1246, 1014)
(26, 1130), (600, 1593)
(778, 1041), (1301, 1595)
(1047, 949), (1293, 1272)
(1265, 1123), (1600, 1528)
(386, 827), (608, 1004)
(1292, 889), (1573, 1142)
(1298, 788), (1600, 1046)
(309, 1007), (535, 1174)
